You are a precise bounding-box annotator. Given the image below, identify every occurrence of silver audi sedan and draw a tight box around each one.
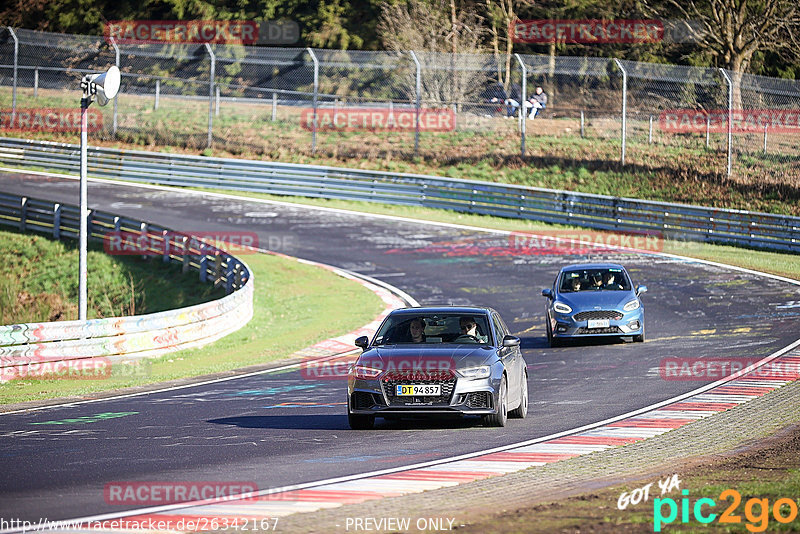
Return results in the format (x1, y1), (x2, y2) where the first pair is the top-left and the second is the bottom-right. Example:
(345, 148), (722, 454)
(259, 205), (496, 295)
(347, 306), (528, 429)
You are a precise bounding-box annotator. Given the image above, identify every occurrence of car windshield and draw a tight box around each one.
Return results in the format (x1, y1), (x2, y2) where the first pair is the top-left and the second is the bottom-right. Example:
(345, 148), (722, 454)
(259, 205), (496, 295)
(373, 313), (491, 345)
(559, 268), (631, 292)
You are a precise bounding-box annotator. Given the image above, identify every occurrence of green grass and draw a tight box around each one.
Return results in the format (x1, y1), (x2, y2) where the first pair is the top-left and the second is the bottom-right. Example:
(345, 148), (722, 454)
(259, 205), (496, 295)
(0, 250), (385, 405)
(0, 227), (224, 323)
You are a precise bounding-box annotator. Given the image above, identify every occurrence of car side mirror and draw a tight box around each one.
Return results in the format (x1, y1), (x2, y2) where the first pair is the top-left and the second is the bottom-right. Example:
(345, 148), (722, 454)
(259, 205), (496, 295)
(541, 288), (553, 299)
(502, 335), (521, 347)
(636, 285), (648, 295)
(354, 336), (369, 349)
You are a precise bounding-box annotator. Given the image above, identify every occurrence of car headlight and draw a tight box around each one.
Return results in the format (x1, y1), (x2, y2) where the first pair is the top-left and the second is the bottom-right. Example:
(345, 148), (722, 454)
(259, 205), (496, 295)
(457, 366), (491, 379)
(553, 302), (572, 314)
(623, 299), (641, 311)
(352, 365), (382, 379)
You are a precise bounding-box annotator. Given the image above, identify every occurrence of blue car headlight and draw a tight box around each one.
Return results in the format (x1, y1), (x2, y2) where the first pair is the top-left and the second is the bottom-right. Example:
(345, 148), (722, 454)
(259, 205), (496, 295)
(623, 299), (641, 311)
(553, 302), (572, 314)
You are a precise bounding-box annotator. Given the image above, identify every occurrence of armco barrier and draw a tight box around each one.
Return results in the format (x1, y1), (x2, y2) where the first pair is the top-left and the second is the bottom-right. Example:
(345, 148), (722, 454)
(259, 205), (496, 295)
(0, 192), (253, 381)
(0, 136), (798, 253)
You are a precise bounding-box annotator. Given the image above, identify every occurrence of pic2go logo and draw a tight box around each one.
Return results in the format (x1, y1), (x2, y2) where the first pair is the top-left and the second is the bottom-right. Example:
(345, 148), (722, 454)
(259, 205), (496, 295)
(654, 489), (799, 532)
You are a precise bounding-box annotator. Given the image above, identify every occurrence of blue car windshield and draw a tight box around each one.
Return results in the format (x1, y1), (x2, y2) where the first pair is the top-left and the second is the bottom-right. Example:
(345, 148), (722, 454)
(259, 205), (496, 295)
(560, 268), (631, 292)
(373, 314), (491, 345)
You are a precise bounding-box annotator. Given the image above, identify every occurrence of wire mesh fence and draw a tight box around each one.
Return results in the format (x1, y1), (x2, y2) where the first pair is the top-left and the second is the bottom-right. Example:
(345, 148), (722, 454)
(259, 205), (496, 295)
(1, 26), (799, 185)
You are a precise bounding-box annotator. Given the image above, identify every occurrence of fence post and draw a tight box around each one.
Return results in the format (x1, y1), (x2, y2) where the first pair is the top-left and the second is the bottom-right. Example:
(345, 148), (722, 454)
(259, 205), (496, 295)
(34, 67), (38, 98)
(109, 37), (120, 137)
(306, 48), (319, 154)
(648, 116), (653, 144)
(271, 92), (277, 121)
(763, 125), (768, 154)
(8, 27), (18, 128)
(613, 59), (627, 166)
(409, 51), (421, 157)
(705, 115), (710, 148)
(215, 85), (220, 116)
(155, 79), (160, 110)
(205, 43), (215, 149)
(515, 53), (527, 157)
(719, 68), (733, 178)
(580, 110), (585, 138)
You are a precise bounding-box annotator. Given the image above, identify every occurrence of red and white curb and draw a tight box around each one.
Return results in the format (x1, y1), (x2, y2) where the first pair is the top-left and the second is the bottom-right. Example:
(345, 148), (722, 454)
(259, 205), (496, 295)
(59, 345), (798, 533)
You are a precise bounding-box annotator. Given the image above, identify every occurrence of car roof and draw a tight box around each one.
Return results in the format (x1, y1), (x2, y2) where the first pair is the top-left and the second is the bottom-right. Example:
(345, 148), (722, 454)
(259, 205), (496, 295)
(560, 263), (627, 272)
(389, 305), (496, 316)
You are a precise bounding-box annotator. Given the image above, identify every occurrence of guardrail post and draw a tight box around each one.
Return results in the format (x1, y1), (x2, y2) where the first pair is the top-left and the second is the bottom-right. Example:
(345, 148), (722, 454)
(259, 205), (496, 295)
(199, 255), (208, 282)
(181, 236), (190, 273)
(140, 222), (148, 260)
(109, 37), (120, 137)
(8, 27), (18, 128)
(113, 216), (121, 232)
(409, 51), (422, 157)
(214, 252), (223, 288)
(53, 203), (61, 239)
(225, 259), (234, 293)
(87, 209), (93, 240)
(162, 229), (170, 263)
(719, 68), (733, 177)
(155, 80), (160, 110)
(19, 196), (27, 232)
(515, 53), (527, 157)
(613, 59), (627, 166)
(205, 43), (215, 149)
(306, 48), (319, 154)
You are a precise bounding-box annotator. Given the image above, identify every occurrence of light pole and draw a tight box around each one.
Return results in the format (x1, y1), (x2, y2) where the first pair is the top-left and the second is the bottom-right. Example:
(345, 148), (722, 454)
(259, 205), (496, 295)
(79, 66), (120, 321)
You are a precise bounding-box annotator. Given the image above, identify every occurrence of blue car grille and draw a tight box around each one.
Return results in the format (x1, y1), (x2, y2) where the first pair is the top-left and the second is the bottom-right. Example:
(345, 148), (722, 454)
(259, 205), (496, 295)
(576, 326), (623, 334)
(573, 310), (623, 321)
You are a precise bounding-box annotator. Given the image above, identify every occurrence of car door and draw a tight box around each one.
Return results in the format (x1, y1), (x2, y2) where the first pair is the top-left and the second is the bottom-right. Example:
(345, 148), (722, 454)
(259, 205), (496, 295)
(493, 313), (520, 398)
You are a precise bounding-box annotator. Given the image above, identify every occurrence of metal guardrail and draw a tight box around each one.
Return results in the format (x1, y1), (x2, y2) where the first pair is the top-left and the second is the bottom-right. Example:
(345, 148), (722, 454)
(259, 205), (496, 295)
(0, 190), (254, 380)
(0, 136), (798, 253)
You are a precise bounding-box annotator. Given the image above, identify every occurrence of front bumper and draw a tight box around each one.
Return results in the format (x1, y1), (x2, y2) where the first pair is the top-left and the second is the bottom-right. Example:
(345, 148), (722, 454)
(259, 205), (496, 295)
(348, 373), (501, 417)
(550, 309), (644, 339)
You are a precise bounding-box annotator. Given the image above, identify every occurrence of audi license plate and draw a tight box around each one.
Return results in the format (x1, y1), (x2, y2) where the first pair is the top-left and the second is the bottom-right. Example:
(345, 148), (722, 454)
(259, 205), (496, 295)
(396, 384), (441, 396)
(588, 319), (610, 329)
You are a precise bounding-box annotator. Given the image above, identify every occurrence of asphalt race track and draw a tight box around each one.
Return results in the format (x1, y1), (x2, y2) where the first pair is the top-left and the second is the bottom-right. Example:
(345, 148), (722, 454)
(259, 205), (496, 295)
(1, 171), (799, 523)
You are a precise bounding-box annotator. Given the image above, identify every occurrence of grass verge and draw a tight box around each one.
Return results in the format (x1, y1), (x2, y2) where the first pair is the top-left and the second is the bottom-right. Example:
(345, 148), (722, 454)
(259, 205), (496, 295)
(0, 226), (224, 323)
(0, 248), (385, 406)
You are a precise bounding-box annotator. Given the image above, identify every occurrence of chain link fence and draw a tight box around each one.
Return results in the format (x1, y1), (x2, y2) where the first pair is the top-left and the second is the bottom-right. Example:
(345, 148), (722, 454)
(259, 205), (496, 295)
(1, 27), (799, 185)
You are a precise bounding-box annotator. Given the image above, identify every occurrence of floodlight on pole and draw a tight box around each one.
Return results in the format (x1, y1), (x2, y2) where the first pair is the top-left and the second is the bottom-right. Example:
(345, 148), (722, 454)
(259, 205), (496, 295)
(78, 65), (120, 322)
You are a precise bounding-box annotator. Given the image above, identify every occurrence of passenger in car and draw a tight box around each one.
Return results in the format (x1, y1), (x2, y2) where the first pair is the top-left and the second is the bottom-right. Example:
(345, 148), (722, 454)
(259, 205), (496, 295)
(569, 278), (581, 291)
(602, 271), (624, 290)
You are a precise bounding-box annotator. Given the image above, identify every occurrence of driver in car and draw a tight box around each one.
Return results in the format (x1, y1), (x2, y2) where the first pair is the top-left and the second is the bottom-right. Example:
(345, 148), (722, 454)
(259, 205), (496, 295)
(458, 317), (488, 343)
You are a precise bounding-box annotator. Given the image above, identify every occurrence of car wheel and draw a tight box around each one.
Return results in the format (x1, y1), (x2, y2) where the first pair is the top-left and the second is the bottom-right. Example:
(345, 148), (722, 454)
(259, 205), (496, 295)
(484, 375), (508, 427)
(546, 320), (560, 348)
(633, 328), (645, 343)
(509, 371), (528, 419)
(348, 411), (375, 430)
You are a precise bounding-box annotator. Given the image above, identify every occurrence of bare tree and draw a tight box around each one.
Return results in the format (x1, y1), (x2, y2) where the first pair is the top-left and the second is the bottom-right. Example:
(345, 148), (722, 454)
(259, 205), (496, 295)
(644, 0), (800, 107)
(378, 0), (488, 106)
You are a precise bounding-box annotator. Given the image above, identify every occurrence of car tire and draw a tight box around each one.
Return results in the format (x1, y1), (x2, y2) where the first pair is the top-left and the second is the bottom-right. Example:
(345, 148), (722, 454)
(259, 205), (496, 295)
(633, 325), (645, 343)
(484, 375), (508, 427)
(546, 320), (560, 348)
(348, 411), (374, 430)
(509, 371), (528, 419)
